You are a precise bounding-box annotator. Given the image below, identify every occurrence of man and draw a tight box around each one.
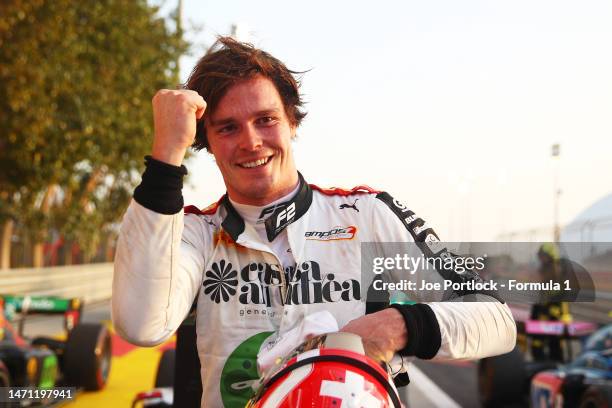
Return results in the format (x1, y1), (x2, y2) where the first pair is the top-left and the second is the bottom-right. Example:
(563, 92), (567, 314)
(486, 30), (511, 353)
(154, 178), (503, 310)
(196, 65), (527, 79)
(112, 37), (516, 407)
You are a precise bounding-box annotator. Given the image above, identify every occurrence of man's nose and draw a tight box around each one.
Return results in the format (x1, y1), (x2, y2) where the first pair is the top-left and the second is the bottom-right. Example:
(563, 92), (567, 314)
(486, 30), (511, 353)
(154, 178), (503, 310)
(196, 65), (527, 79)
(238, 124), (263, 150)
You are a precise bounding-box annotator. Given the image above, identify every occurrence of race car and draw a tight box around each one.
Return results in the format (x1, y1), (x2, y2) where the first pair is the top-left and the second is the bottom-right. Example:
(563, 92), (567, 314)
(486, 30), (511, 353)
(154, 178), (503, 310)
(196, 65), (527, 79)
(0, 294), (112, 405)
(131, 314), (200, 408)
(530, 324), (612, 408)
(478, 312), (599, 407)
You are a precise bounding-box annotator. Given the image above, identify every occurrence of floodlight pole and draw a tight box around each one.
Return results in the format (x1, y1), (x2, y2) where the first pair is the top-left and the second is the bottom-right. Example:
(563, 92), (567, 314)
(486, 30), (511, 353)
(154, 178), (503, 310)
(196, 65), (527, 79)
(552, 143), (561, 242)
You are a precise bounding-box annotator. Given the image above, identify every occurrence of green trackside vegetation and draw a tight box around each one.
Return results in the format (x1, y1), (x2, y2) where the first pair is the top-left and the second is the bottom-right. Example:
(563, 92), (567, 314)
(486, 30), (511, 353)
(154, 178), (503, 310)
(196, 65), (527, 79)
(0, 0), (187, 268)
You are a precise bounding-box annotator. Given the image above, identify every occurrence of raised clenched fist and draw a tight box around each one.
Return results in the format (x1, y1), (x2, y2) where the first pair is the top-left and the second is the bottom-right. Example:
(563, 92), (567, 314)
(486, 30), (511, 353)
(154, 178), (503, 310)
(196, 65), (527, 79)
(151, 89), (207, 166)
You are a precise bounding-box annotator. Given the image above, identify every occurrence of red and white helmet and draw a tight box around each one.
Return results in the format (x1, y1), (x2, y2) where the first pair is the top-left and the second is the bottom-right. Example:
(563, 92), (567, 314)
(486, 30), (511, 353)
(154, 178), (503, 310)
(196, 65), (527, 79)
(247, 332), (402, 408)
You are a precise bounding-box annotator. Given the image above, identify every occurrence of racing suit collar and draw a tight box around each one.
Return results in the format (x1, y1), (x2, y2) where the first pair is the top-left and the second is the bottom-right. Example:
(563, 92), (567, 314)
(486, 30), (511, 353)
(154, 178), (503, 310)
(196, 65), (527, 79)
(221, 172), (313, 242)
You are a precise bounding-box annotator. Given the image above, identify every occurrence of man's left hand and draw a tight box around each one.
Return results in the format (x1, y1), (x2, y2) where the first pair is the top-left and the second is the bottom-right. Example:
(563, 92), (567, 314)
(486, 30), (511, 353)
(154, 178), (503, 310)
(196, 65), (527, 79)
(340, 308), (408, 362)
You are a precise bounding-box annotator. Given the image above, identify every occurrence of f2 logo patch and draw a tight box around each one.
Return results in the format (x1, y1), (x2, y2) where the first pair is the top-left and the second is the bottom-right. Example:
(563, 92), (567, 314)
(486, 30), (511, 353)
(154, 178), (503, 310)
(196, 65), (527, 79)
(276, 202), (296, 228)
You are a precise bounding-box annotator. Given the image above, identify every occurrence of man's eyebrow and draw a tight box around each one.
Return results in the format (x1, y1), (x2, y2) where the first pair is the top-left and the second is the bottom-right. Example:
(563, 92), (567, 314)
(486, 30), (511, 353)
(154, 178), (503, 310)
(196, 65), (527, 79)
(253, 108), (281, 117)
(208, 108), (282, 127)
(208, 116), (235, 127)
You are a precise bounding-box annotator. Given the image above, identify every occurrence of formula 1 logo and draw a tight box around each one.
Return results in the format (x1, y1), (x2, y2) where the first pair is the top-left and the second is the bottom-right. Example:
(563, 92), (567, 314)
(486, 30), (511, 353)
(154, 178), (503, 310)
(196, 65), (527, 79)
(305, 226), (357, 241)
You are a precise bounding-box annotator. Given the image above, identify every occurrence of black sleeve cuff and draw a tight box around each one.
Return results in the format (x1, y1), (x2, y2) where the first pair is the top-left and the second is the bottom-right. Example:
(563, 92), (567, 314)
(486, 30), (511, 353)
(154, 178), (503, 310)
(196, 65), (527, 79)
(133, 155), (187, 214)
(389, 303), (441, 359)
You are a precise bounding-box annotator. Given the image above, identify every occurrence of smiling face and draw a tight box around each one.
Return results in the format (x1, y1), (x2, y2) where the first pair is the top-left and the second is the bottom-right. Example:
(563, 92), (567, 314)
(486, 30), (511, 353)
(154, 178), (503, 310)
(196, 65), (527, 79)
(205, 76), (299, 206)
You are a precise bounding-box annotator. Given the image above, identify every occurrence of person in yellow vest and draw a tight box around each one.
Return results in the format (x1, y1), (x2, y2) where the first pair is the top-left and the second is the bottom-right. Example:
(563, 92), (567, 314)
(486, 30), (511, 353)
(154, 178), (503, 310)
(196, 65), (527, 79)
(530, 243), (570, 361)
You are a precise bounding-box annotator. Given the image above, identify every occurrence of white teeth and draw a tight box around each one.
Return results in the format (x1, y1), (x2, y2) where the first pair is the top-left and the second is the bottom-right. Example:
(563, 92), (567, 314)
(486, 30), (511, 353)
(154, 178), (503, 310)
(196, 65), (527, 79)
(241, 157), (269, 168)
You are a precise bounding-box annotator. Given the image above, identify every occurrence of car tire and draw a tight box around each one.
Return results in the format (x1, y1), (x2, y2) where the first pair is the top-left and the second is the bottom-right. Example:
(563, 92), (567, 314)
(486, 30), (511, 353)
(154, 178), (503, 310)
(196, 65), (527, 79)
(0, 360), (10, 387)
(478, 346), (526, 407)
(579, 385), (612, 408)
(154, 349), (175, 388)
(63, 323), (112, 391)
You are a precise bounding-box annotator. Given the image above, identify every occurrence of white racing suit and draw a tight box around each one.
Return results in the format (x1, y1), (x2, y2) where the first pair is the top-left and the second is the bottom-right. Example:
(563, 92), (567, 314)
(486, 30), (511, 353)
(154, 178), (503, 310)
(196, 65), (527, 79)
(112, 172), (516, 407)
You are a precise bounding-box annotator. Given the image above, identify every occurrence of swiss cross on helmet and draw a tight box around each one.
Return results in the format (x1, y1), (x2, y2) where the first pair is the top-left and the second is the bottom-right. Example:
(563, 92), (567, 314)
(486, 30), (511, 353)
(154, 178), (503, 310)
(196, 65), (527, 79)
(247, 332), (402, 408)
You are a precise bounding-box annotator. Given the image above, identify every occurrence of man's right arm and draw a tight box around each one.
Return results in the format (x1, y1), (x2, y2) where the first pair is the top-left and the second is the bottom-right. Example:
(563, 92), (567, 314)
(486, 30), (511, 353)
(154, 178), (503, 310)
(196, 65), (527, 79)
(112, 89), (207, 346)
(112, 196), (206, 346)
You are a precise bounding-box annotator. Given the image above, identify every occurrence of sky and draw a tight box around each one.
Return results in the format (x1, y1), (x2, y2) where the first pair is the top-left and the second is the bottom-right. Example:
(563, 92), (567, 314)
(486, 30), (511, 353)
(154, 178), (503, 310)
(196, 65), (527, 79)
(161, 0), (612, 241)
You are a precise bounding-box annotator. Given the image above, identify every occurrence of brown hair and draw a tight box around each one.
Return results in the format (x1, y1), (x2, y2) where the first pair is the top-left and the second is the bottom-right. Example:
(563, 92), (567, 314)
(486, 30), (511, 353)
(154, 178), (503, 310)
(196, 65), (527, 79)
(185, 36), (307, 151)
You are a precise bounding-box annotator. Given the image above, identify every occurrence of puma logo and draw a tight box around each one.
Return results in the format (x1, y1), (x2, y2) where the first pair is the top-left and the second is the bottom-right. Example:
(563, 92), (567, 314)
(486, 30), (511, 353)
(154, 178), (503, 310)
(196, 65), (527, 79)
(339, 199), (359, 212)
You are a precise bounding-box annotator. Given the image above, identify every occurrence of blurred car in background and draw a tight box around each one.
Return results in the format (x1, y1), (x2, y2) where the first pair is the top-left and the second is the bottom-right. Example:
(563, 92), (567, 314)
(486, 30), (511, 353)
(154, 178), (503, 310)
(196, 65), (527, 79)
(0, 295), (112, 406)
(530, 324), (612, 408)
(478, 312), (600, 407)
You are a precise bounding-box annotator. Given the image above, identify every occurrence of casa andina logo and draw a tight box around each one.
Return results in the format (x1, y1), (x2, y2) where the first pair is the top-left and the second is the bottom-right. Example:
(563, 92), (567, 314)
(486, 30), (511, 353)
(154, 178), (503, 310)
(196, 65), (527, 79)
(202, 260), (239, 303)
(202, 260), (360, 306)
